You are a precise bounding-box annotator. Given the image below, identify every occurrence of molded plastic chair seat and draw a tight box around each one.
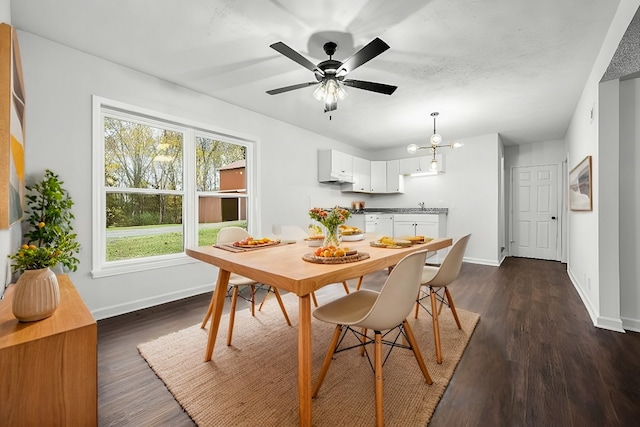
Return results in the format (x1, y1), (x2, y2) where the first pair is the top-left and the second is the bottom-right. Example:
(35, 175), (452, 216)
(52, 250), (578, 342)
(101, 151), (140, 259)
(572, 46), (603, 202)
(312, 250), (433, 427)
(415, 234), (471, 364)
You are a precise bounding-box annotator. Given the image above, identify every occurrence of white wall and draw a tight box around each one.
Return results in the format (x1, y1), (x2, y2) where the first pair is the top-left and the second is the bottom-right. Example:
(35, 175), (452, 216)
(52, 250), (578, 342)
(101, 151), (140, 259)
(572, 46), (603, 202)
(564, 0), (640, 332)
(17, 31), (366, 319)
(619, 77), (640, 331)
(368, 133), (502, 266)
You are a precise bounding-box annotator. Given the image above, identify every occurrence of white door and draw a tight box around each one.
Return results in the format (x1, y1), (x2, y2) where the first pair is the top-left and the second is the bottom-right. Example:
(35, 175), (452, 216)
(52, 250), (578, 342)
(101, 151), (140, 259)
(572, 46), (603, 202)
(511, 165), (559, 260)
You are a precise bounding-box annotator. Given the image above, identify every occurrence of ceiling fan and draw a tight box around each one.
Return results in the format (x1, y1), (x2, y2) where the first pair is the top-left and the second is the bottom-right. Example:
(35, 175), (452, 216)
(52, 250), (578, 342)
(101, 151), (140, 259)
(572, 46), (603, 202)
(266, 37), (397, 113)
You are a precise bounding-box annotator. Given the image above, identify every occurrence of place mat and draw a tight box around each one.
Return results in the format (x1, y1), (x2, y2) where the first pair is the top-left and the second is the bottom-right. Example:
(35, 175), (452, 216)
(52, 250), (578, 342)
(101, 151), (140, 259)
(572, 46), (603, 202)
(302, 252), (370, 264)
(370, 241), (412, 249)
(138, 291), (480, 426)
(214, 240), (295, 253)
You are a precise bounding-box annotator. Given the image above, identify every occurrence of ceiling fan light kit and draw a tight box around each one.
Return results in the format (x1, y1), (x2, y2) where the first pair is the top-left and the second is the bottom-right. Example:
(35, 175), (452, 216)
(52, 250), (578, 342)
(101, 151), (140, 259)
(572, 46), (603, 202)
(406, 112), (463, 174)
(267, 37), (397, 115)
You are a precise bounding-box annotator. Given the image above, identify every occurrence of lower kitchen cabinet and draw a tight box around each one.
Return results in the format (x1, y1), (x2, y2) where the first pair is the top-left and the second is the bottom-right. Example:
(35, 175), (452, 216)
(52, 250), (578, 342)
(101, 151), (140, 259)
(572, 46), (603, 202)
(393, 213), (448, 263)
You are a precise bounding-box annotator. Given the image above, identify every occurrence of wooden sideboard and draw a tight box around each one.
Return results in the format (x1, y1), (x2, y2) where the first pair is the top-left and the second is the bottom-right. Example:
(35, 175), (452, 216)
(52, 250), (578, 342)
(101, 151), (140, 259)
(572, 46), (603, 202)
(0, 274), (97, 426)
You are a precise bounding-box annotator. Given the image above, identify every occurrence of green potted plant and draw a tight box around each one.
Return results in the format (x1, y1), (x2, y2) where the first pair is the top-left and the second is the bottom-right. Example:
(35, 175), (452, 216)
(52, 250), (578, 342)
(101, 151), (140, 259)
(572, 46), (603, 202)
(20, 169), (80, 272)
(6, 170), (80, 322)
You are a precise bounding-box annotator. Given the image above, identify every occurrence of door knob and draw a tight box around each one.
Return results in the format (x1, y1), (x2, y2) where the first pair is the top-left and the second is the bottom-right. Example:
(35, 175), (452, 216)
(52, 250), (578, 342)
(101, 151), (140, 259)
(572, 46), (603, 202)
(551, 216), (557, 220)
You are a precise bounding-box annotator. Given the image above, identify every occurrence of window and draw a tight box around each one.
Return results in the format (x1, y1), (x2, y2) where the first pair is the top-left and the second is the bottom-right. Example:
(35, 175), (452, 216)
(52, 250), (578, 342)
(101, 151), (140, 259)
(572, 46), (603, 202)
(92, 96), (257, 277)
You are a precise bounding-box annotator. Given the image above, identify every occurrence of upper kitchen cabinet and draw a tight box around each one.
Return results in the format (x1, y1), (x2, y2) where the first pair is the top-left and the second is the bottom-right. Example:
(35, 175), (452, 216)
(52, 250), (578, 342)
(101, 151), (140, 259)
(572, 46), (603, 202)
(399, 154), (445, 175)
(369, 161), (386, 193)
(318, 149), (354, 183)
(399, 155), (429, 175)
(341, 157), (370, 192)
(341, 159), (404, 194)
(385, 160), (404, 193)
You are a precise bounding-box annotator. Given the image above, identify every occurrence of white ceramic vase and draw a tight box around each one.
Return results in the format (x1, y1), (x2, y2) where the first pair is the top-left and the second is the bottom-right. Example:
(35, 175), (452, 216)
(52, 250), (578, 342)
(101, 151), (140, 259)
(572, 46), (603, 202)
(12, 267), (60, 322)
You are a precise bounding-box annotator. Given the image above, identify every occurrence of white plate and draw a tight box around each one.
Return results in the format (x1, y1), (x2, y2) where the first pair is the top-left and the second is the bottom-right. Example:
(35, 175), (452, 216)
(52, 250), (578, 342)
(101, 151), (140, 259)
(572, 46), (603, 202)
(341, 233), (365, 241)
(305, 238), (323, 247)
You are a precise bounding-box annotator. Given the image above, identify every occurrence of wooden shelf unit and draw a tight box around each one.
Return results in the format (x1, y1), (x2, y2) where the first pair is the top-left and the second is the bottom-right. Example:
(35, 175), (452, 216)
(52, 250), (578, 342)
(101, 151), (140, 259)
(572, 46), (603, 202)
(0, 274), (97, 426)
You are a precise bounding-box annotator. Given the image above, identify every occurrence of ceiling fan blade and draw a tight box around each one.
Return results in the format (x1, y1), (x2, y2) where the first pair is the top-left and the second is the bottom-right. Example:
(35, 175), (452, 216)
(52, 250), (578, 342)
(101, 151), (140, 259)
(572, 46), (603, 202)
(338, 38), (390, 75)
(270, 42), (320, 73)
(266, 81), (318, 95)
(342, 79), (397, 95)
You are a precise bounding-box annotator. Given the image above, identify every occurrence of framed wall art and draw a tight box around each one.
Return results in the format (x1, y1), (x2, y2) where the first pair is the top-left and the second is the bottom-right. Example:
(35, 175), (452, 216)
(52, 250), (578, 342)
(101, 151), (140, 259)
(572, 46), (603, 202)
(569, 155), (592, 211)
(0, 23), (25, 229)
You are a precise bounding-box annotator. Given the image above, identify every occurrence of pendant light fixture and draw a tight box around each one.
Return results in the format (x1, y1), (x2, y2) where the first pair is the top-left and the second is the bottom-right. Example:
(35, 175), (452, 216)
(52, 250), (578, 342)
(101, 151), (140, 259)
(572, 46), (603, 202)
(406, 112), (463, 173)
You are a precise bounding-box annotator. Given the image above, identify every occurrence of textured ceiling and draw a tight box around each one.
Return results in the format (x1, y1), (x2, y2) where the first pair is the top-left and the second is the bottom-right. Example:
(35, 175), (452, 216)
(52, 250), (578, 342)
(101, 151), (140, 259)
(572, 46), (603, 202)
(602, 7), (640, 82)
(11, 0), (624, 150)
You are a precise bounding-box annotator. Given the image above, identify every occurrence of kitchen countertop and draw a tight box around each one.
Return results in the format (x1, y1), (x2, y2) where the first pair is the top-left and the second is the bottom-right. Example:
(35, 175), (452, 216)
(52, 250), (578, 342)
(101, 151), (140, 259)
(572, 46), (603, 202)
(349, 207), (448, 215)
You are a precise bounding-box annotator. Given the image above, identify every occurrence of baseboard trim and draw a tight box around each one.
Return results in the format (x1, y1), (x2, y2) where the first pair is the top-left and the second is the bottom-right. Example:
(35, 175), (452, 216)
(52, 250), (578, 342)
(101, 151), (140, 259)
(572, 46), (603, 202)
(567, 267), (625, 333)
(91, 283), (214, 321)
(621, 316), (640, 333)
(463, 256), (500, 267)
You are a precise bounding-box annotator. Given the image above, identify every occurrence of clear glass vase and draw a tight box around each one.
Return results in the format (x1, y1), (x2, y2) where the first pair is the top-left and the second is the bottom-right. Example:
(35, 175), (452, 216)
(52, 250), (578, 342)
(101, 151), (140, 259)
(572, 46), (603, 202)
(323, 224), (341, 248)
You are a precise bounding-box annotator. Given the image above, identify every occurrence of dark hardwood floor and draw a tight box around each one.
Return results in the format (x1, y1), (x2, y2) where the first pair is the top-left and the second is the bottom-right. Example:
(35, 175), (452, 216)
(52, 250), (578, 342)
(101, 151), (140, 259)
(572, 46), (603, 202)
(97, 257), (640, 426)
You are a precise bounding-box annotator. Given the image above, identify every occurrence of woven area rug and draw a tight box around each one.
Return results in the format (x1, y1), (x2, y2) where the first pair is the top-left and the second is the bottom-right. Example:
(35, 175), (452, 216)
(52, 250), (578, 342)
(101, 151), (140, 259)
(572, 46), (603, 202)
(138, 291), (480, 426)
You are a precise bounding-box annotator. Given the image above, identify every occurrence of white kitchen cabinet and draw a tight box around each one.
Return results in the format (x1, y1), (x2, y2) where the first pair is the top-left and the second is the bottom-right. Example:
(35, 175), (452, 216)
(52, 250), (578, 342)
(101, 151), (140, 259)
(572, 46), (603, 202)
(318, 149), (354, 183)
(341, 156), (370, 192)
(385, 160), (403, 193)
(378, 214), (394, 237)
(393, 213), (448, 263)
(370, 161), (386, 193)
(399, 156), (428, 175)
(398, 154), (445, 175)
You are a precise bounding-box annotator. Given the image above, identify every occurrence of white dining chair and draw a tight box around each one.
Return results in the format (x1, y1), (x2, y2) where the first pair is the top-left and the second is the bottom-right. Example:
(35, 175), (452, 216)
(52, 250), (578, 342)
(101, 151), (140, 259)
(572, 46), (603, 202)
(414, 233), (471, 363)
(201, 226), (291, 346)
(312, 250), (433, 427)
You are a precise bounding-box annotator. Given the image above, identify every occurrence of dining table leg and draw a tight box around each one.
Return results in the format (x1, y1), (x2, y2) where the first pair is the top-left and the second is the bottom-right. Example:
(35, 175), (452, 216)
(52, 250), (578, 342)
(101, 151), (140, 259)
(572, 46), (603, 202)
(204, 269), (231, 362)
(298, 293), (312, 426)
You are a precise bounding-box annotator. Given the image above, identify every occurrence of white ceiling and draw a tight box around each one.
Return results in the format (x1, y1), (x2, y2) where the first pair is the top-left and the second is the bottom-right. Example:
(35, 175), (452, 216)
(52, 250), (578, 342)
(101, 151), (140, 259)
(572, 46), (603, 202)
(12, 0), (621, 150)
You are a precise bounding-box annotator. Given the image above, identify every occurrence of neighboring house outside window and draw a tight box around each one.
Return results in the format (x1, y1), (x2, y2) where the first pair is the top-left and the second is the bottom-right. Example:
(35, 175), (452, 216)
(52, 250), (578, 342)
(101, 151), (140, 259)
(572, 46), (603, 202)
(92, 96), (256, 277)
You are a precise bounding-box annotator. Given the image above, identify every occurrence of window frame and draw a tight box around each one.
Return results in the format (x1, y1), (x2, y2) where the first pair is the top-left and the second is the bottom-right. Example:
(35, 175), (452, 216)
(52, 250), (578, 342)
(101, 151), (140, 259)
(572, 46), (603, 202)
(91, 96), (259, 277)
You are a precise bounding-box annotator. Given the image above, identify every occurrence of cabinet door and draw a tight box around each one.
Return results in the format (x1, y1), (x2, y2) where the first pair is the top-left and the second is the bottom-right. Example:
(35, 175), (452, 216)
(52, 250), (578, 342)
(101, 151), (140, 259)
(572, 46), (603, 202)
(348, 156), (370, 192)
(318, 149), (354, 183)
(415, 222), (439, 238)
(338, 151), (354, 180)
(386, 160), (402, 193)
(331, 150), (353, 182)
(393, 222), (415, 238)
(370, 161), (386, 193)
(399, 156), (430, 175)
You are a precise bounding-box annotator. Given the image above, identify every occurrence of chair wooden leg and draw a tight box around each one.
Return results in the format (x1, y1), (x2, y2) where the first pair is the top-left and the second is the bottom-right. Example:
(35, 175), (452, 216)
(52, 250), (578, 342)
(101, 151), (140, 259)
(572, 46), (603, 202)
(402, 320), (433, 384)
(430, 288), (443, 363)
(312, 325), (343, 398)
(227, 286), (239, 346)
(444, 287), (462, 329)
(360, 328), (368, 357)
(201, 296), (215, 329)
(374, 331), (384, 427)
(249, 285), (256, 317)
(355, 276), (364, 290)
(258, 288), (269, 311)
(414, 289), (422, 319)
(342, 281), (350, 294)
(311, 292), (319, 308)
(272, 287), (292, 326)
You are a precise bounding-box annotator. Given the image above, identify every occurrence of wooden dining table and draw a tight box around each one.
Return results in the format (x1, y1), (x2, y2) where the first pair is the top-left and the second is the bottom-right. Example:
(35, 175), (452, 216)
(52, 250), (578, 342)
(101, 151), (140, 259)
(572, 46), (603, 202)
(186, 234), (452, 427)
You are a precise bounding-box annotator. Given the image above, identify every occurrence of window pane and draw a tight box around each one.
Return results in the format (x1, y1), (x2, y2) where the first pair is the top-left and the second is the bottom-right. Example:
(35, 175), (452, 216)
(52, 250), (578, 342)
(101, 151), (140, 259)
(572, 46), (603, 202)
(106, 193), (183, 261)
(195, 136), (246, 191)
(197, 194), (247, 246)
(104, 117), (183, 190)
